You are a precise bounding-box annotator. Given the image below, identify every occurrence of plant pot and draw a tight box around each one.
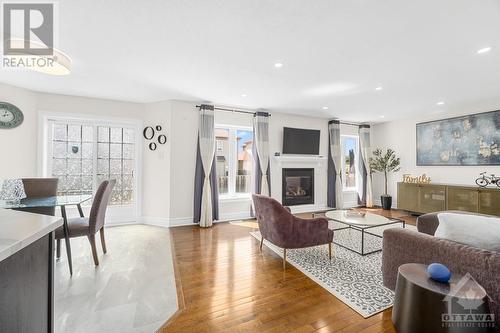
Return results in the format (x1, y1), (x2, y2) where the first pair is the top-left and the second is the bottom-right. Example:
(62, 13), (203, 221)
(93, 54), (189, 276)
(381, 195), (392, 210)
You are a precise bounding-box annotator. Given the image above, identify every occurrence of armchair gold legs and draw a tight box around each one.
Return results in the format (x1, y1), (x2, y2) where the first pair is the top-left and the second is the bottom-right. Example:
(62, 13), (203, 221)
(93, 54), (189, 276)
(265, 242), (331, 270)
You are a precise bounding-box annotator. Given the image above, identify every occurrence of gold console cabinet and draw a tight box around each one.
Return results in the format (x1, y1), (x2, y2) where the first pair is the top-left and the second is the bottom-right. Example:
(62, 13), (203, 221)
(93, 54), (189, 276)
(397, 182), (500, 216)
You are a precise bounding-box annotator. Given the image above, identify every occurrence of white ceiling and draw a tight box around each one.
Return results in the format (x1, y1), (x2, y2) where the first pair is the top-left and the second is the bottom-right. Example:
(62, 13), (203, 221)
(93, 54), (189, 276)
(1, 0), (500, 122)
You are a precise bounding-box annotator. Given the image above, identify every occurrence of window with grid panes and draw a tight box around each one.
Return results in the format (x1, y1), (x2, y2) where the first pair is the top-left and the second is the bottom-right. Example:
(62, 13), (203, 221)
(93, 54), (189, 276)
(50, 122), (136, 205)
(97, 126), (135, 205)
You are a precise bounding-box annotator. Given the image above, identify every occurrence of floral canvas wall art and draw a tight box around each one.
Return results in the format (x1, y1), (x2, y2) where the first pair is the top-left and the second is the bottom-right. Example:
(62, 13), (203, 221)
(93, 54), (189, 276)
(416, 110), (500, 165)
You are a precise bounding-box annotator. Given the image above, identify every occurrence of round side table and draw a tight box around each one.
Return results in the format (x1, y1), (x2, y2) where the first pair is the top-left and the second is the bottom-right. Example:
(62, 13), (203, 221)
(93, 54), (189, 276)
(392, 263), (494, 333)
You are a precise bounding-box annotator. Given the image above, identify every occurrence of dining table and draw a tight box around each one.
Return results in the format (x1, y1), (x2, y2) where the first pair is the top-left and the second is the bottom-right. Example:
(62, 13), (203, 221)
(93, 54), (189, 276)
(0, 194), (92, 275)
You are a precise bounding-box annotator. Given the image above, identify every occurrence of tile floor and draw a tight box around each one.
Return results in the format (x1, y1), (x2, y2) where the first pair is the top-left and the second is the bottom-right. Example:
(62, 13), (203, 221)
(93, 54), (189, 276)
(54, 225), (177, 333)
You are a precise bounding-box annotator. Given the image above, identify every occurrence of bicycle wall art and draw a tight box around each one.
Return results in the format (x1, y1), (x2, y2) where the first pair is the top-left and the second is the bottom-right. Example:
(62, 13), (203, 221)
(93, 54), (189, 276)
(476, 172), (500, 188)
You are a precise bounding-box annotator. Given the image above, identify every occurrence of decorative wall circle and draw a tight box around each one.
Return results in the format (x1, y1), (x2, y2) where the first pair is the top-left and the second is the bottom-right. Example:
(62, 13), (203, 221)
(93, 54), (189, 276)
(158, 134), (167, 145)
(144, 124), (166, 151)
(143, 126), (155, 140)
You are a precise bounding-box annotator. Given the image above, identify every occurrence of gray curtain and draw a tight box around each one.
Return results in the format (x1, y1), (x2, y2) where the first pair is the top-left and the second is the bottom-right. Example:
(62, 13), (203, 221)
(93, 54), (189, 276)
(327, 120), (343, 208)
(253, 143), (270, 196)
(253, 111), (271, 196)
(358, 125), (373, 207)
(193, 105), (219, 226)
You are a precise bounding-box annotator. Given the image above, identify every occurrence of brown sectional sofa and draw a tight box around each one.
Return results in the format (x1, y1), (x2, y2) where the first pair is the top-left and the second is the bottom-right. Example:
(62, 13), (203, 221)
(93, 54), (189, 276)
(382, 211), (500, 328)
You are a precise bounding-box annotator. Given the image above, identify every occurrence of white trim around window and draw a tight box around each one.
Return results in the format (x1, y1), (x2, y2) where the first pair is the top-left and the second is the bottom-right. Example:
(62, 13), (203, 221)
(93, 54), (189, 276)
(215, 124), (253, 201)
(37, 111), (143, 222)
(340, 134), (360, 193)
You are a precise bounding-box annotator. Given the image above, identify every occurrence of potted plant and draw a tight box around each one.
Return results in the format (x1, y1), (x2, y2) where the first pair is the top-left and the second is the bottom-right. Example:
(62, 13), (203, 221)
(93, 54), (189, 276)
(369, 148), (401, 210)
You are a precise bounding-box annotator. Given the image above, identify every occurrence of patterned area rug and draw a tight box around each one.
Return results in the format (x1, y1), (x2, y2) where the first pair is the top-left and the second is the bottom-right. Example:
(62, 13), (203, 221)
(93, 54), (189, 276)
(250, 221), (416, 318)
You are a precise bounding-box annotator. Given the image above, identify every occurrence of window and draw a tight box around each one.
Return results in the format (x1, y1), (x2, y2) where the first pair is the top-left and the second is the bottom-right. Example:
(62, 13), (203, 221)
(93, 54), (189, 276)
(215, 126), (253, 198)
(96, 126), (136, 205)
(52, 123), (94, 197)
(215, 128), (229, 194)
(341, 135), (359, 191)
(236, 129), (253, 193)
(48, 121), (137, 206)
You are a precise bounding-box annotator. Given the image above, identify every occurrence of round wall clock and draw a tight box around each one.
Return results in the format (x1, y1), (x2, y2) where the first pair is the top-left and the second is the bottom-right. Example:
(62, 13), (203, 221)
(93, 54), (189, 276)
(0, 102), (24, 129)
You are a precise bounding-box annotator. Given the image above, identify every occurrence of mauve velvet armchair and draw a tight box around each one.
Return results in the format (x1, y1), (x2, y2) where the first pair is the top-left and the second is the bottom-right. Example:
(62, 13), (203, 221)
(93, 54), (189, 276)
(252, 194), (334, 268)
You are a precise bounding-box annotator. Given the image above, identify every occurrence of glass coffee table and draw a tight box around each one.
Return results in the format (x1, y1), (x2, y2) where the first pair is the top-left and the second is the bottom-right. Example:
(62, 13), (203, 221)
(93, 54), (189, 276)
(324, 210), (405, 256)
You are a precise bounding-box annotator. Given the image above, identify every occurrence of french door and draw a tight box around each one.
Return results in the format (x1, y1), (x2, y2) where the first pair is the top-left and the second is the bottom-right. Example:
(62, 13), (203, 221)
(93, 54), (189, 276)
(41, 114), (141, 221)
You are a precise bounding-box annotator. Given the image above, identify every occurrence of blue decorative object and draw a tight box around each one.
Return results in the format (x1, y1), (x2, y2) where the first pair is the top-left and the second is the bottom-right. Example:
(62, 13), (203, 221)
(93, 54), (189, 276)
(427, 263), (451, 283)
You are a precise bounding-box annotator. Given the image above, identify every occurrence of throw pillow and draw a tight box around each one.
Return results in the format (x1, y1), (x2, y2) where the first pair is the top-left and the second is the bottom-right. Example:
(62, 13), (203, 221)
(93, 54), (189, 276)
(436, 212), (500, 252)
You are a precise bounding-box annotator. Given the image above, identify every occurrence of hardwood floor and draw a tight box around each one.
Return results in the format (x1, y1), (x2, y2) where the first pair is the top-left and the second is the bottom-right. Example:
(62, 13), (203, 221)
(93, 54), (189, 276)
(159, 209), (415, 333)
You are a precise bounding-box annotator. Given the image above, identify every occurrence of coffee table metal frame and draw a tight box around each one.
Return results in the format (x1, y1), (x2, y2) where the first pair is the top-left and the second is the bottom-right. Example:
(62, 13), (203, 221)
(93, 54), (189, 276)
(317, 212), (405, 256)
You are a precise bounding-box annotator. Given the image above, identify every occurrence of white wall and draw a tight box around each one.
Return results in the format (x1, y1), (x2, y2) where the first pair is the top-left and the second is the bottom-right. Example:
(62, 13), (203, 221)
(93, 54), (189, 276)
(0, 83), (362, 227)
(0, 83), (146, 178)
(142, 101), (172, 224)
(0, 83), (171, 222)
(371, 110), (500, 207)
(165, 101), (255, 224)
(268, 113), (329, 210)
(163, 104), (362, 226)
(0, 83), (39, 178)
(167, 101), (198, 224)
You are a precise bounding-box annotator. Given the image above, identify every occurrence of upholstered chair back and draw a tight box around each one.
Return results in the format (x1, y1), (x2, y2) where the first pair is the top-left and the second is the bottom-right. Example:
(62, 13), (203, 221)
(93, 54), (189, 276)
(19, 178), (59, 216)
(89, 180), (115, 234)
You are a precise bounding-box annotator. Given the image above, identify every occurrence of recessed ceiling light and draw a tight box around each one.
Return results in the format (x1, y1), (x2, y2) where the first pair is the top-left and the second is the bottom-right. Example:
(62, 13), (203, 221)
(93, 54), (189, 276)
(375, 86), (383, 91)
(436, 101), (445, 105)
(274, 62), (283, 68)
(477, 47), (492, 54)
(322, 106), (329, 110)
(379, 115), (385, 118)
(241, 94), (247, 98)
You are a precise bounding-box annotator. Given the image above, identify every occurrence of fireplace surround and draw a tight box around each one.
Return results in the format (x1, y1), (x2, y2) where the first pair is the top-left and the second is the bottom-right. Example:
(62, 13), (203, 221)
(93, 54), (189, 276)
(282, 168), (314, 206)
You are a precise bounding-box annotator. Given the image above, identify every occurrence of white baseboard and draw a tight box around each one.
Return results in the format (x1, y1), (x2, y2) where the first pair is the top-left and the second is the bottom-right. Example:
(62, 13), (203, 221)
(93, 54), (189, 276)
(167, 215), (254, 227)
(141, 216), (171, 228)
(218, 211), (253, 221)
(106, 216), (141, 227)
(168, 217), (195, 227)
(110, 203), (362, 229)
(139, 215), (252, 228)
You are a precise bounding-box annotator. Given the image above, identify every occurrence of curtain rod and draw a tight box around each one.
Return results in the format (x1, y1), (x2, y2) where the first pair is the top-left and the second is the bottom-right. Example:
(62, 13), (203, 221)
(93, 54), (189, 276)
(196, 105), (363, 124)
(196, 105), (270, 116)
(339, 121), (363, 126)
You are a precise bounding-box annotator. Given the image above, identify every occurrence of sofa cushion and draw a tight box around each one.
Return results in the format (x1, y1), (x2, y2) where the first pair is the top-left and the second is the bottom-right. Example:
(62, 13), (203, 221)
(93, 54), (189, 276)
(436, 212), (500, 252)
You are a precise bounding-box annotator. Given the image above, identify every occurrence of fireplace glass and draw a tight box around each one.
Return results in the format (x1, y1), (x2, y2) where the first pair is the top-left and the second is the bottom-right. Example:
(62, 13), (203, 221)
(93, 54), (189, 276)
(282, 168), (314, 206)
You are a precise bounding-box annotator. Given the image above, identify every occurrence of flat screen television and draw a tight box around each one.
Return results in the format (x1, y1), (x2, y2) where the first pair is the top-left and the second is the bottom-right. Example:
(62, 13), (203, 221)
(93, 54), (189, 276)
(282, 127), (320, 155)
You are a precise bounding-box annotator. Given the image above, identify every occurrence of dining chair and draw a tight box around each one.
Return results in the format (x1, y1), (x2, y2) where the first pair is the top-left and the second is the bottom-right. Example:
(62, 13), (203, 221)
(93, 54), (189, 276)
(17, 178), (59, 216)
(55, 180), (115, 266)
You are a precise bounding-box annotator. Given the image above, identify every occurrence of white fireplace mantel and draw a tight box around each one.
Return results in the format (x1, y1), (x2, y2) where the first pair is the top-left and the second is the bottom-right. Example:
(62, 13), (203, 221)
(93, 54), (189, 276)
(273, 155), (327, 168)
(270, 154), (329, 213)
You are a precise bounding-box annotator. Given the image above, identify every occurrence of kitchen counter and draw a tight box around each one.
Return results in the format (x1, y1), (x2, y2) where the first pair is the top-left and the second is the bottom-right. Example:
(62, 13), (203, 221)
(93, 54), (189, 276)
(0, 208), (62, 333)
(0, 208), (62, 262)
